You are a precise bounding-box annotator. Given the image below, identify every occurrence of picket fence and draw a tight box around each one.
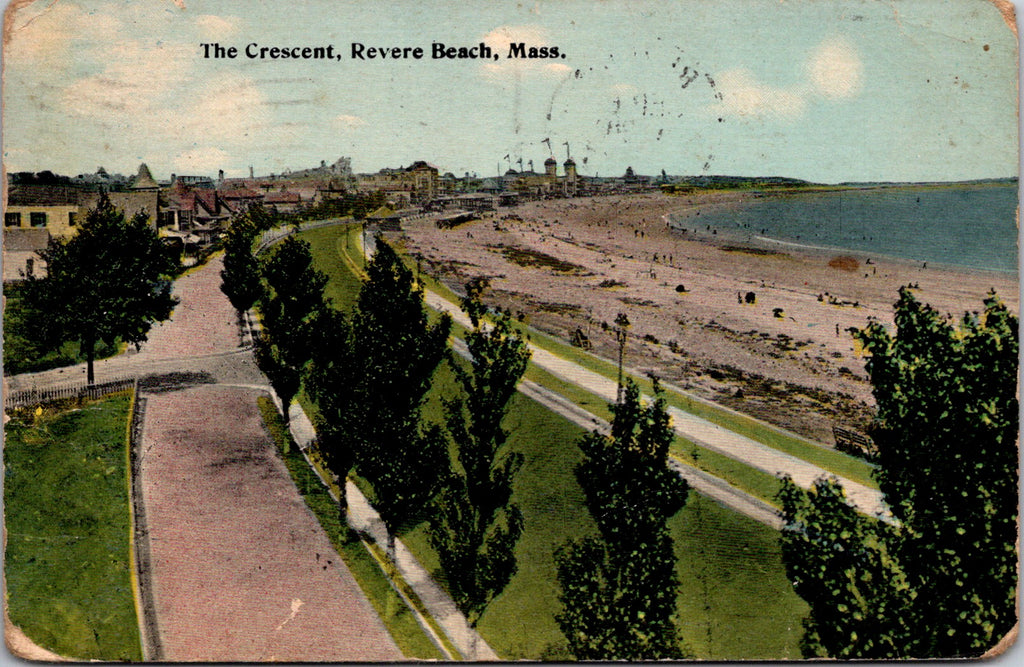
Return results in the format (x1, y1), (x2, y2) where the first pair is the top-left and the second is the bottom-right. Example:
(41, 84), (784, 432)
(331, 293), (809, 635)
(4, 378), (135, 410)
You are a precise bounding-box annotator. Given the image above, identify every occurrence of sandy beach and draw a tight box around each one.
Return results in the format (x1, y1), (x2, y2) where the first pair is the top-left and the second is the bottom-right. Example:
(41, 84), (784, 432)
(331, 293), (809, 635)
(399, 191), (1018, 444)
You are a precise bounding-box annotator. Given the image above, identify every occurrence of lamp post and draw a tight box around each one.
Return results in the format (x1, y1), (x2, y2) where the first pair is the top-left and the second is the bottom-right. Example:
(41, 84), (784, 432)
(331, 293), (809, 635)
(614, 312), (631, 403)
(361, 220), (367, 269)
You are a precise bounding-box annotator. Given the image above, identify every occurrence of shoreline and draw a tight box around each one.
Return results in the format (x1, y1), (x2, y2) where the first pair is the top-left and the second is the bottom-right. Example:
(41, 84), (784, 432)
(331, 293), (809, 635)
(401, 190), (1018, 444)
(662, 189), (1019, 276)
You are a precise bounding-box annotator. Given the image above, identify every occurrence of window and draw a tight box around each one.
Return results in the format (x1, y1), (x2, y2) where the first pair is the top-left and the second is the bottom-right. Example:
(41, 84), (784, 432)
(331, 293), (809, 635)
(25, 258), (34, 278)
(68, 212), (77, 227)
(5, 212), (21, 227)
(30, 212), (47, 227)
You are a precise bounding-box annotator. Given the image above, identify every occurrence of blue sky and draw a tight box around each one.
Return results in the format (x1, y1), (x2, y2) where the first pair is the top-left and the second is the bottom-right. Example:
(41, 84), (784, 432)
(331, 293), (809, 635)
(2, 0), (1018, 183)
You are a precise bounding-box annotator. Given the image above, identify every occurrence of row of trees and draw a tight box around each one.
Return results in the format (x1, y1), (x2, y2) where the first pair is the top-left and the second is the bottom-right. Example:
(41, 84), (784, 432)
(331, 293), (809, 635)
(222, 220), (536, 637)
(25, 197), (1012, 659)
(221, 216), (696, 657)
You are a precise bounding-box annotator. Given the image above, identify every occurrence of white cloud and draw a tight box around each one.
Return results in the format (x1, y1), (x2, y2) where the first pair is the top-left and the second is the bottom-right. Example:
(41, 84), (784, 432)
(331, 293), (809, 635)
(5, 2), (122, 69)
(706, 36), (864, 121)
(333, 114), (366, 130)
(195, 14), (241, 39)
(157, 73), (273, 144)
(708, 69), (806, 119)
(63, 41), (194, 117)
(808, 37), (864, 99)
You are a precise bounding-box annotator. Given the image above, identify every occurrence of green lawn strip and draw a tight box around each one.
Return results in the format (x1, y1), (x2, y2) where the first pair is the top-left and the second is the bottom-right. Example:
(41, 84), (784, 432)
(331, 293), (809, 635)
(3, 393), (142, 661)
(400, 391), (806, 660)
(513, 321), (877, 486)
(256, 397), (446, 660)
(524, 362), (785, 507)
(671, 437), (785, 508)
(671, 494), (807, 659)
(3, 283), (121, 375)
(295, 224), (365, 309)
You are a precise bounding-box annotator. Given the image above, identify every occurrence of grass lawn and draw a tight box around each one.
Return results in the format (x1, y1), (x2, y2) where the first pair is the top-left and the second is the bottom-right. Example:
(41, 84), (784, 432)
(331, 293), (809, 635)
(402, 389), (808, 659)
(3, 393), (142, 660)
(256, 397), (447, 660)
(298, 221), (810, 659)
(3, 283), (121, 376)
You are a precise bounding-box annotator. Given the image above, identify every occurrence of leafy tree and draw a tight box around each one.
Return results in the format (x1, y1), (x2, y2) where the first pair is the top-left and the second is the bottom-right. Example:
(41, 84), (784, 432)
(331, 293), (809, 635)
(256, 236), (328, 423)
(556, 380), (690, 660)
(344, 239), (452, 557)
(24, 195), (178, 384)
(220, 211), (263, 314)
(780, 288), (1018, 658)
(428, 281), (531, 628)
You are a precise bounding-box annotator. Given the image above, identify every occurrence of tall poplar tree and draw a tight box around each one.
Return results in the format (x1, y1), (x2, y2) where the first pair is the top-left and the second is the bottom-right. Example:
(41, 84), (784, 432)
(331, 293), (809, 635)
(256, 236), (328, 423)
(556, 380), (690, 660)
(429, 283), (531, 628)
(346, 239), (452, 557)
(220, 210), (263, 315)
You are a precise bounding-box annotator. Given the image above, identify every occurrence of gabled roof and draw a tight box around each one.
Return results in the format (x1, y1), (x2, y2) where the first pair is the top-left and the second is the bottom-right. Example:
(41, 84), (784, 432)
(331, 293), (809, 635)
(265, 191), (301, 204)
(219, 188), (262, 200)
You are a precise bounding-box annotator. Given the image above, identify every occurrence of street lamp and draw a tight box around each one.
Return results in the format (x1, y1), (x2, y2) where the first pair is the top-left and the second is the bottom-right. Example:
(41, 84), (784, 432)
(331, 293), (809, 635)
(361, 220), (367, 269)
(614, 312), (631, 403)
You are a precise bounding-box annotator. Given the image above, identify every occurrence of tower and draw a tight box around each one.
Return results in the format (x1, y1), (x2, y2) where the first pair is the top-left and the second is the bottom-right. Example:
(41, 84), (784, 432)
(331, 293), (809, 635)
(563, 157), (577, 195)
(544, 156), (557, 179)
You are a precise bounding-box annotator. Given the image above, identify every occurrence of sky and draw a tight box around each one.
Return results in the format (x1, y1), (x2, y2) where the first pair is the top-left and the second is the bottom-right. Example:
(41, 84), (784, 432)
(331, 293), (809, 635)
(1, 0), (1019, 183)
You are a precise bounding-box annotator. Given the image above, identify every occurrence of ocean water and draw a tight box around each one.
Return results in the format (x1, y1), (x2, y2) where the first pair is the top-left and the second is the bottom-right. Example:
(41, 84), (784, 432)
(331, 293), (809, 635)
(669, 184), (1019, 273)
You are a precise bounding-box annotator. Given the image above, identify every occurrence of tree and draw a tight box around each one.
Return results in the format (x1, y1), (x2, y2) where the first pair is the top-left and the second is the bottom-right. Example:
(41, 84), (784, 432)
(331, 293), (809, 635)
(256, 236), (328, 423)
(556, 380), (690, 659)
(428, 281), (531, 628)
(305, 307), (358, 535)
(24, 195), (178, 384)
(780, 288), (1018, 658)
(344, 239), (452, 557)
(220, 211), (264, 314)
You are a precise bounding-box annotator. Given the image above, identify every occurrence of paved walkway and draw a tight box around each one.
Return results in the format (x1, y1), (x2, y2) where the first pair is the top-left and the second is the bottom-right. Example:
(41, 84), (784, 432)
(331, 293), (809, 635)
(287, 403), (500, 660)
(138, 385), (400, 661)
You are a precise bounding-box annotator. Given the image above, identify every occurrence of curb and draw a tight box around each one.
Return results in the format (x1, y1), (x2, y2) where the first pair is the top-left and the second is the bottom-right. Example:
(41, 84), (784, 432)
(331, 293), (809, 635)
(128, 386), (163, 661)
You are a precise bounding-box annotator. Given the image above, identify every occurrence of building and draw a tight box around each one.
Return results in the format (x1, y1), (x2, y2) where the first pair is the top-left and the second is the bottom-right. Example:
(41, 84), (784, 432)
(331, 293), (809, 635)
(356, 161), (439, 204)
(4, 185), (81, 238)
(264, 189), (302, 213)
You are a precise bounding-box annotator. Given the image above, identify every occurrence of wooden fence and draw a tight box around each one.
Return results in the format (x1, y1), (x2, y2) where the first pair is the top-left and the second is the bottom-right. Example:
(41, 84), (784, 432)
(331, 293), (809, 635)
(4, 378), (135, 410)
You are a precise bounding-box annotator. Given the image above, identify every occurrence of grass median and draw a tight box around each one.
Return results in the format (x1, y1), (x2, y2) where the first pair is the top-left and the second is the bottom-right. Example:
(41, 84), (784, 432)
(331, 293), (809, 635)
(3, 393), (142, 661)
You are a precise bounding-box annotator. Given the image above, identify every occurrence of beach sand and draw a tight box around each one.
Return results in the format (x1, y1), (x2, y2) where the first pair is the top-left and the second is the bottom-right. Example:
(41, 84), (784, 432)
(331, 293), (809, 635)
(399, 191), (1018, 444)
